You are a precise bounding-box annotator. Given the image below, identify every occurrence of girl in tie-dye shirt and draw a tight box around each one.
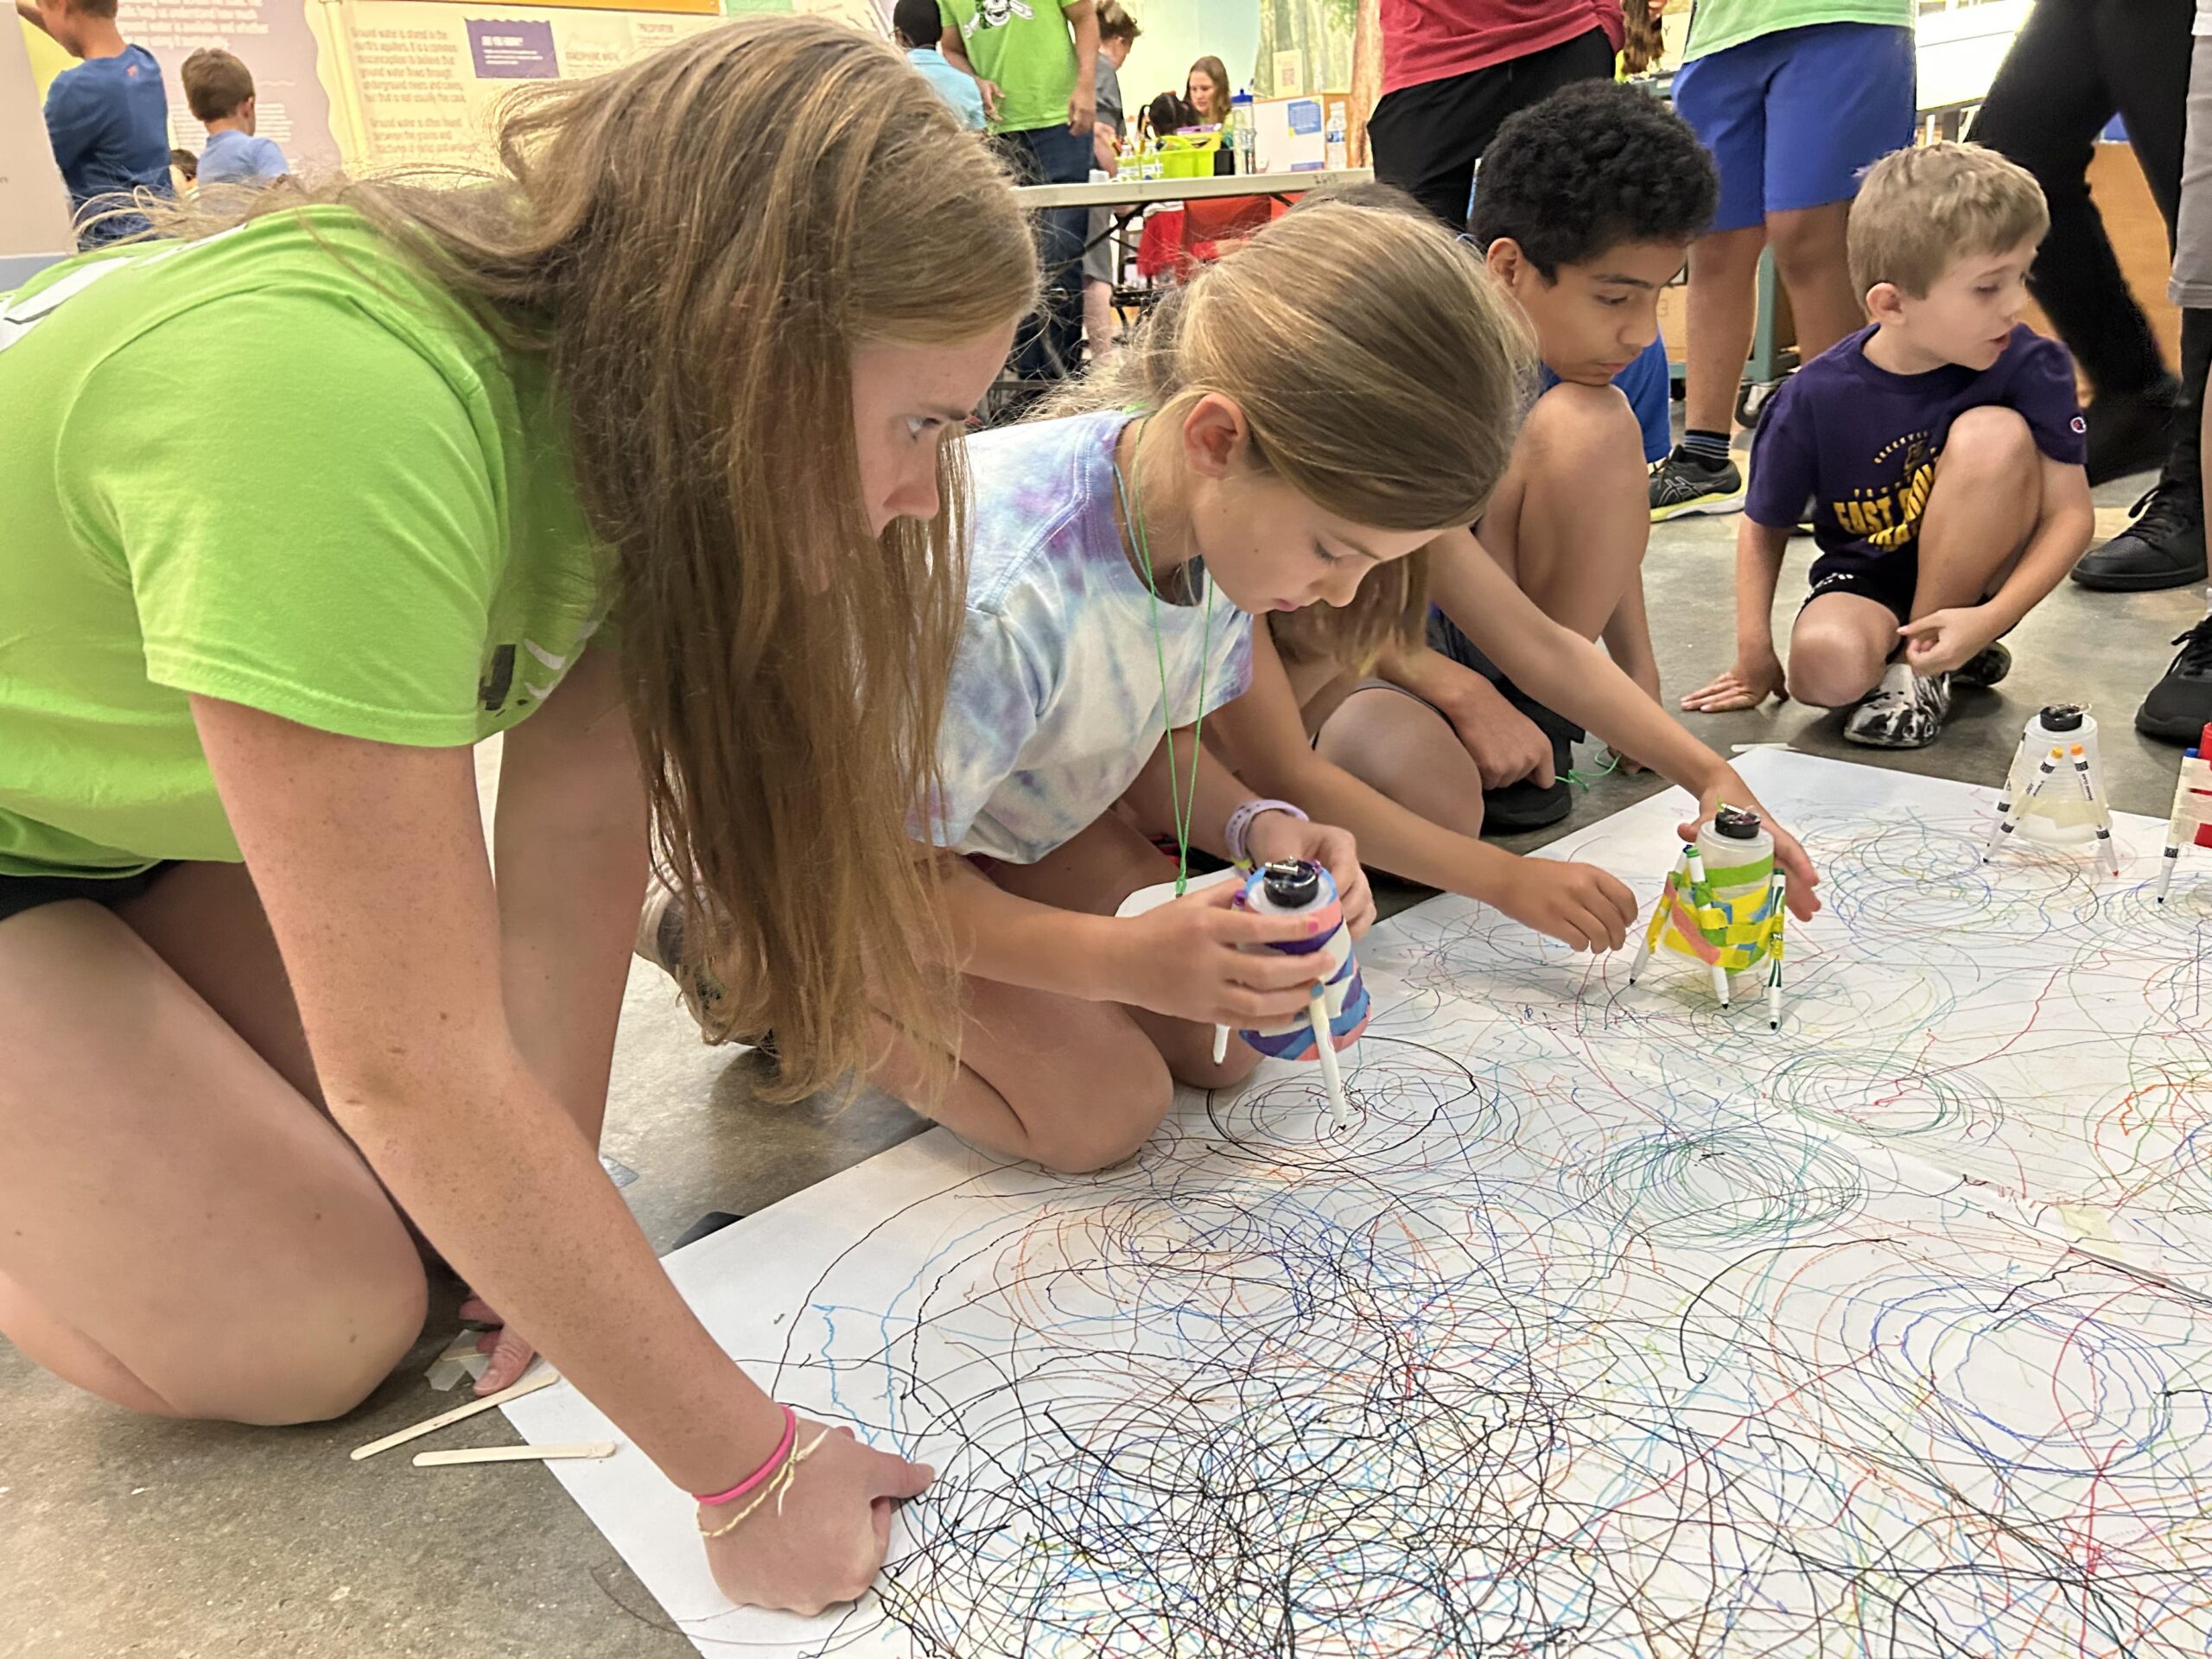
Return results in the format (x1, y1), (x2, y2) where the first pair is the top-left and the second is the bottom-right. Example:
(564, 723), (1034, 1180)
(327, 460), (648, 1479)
(885, 201), (1530, 1172)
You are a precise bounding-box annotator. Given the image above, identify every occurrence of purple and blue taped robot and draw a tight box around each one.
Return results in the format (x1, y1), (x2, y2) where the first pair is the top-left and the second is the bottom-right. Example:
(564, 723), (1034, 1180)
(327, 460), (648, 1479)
(1232, 860), (1370, 1116)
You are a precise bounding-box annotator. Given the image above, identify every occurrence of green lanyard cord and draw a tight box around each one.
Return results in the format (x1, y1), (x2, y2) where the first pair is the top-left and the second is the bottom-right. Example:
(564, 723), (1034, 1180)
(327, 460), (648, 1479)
(1109, 416), (1214, 898)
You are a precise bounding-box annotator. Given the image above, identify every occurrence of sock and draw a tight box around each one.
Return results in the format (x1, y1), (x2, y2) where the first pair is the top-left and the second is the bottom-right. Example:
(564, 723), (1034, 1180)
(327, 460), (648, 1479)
(1679, 429), (1731, 467)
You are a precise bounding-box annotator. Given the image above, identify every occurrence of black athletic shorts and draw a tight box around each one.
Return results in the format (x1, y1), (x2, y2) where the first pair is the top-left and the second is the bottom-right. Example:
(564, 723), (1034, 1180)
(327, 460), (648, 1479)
(0, 863), (178, 925)
(1804, 543), (1918, 625)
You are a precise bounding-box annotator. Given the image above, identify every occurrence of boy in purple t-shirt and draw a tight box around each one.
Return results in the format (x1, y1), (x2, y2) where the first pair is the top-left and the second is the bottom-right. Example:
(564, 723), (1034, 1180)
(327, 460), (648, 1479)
(1684, 143), (2094, 749)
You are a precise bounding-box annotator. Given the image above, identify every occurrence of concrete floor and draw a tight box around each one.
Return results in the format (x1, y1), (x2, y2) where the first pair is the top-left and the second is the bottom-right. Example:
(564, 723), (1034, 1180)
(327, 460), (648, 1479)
(5, 471), (2206, 1659)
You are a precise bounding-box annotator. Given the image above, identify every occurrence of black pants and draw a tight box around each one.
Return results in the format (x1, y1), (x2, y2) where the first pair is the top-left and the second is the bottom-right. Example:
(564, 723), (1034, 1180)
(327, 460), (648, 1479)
(1969, 0), (2192, 404)
(1368, 27), (1615, 229)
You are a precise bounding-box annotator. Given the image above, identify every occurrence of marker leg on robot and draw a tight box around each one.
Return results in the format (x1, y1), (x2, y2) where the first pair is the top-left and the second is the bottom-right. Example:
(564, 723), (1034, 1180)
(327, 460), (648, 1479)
(1627, 848), (1686, 986)
(2067, 744), (2121, 878)
(1310, 989), (1349, 1130)
(1765, 870), (1788, 1031)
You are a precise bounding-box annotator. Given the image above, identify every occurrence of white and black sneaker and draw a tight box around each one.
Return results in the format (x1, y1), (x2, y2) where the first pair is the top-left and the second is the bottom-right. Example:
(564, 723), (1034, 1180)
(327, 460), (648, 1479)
(1843, 662), (1952, 748)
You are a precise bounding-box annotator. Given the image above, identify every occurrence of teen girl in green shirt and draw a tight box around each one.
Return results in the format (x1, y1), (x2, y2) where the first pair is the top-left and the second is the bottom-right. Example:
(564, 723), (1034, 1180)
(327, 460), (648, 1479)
(0, 17), (1034, 1616)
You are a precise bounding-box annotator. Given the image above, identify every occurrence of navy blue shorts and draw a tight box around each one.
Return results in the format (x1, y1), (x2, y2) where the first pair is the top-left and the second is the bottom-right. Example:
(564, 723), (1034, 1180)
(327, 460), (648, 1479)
(0, 863), (177, 925)
(1673, 22), (1916, 232)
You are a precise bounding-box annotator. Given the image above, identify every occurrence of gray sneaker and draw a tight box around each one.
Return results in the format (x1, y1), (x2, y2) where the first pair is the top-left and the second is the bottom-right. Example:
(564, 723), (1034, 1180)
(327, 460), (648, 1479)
(1843, 663), (1952, 748)
(1649, 448), (1745, 521)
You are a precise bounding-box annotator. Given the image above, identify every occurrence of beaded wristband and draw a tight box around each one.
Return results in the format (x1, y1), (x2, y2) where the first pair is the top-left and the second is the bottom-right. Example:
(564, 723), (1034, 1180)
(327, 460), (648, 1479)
(697, 1427), (834, 1541)
(694, 1404), (796, 1506)
(1224, 798), (1307, 868)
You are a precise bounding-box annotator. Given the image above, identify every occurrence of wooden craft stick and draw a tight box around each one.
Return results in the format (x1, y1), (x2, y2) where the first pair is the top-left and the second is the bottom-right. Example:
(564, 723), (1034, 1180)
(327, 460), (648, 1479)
(350, 1366), (563, 1461)
(412, 1441), (616, 1468)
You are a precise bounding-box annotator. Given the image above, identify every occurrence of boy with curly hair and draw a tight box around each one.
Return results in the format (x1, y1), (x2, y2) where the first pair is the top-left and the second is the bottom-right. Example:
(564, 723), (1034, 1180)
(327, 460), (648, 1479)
(1683, 143), (2091, 750)
(1379, 80), (1719, 830)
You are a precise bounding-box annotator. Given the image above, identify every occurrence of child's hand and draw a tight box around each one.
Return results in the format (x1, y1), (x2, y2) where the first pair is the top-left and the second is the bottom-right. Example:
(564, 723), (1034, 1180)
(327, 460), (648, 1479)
(1446, 685), (1554, 789)
(1492, 858), (1638, 953)
(976, 79), (1004, 122)
(1680, 650), (1784, 713)
(1897, 607), (1996, 677)
(1109, 883), (1345, 1027)
(1677, 779), (1822, 922)
(1245, 810), (1376, 938)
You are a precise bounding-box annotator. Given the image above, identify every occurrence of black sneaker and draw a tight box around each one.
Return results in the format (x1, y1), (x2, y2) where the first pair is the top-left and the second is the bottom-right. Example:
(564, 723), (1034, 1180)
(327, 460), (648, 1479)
(1649, 448), (1745, 522)
(2137, 614), (2212, 744)
(2071, 480), (2208, 591)
(1482, 728), (1573, 834)
(1843, 663), (1952, 748)
(2084, 376), (2179, 486)
(1955, 640), (2012, 690)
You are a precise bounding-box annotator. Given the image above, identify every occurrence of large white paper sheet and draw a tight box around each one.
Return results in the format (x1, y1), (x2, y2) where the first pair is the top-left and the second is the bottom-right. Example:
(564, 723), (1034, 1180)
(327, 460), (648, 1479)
(509, 752), (2212, 1656)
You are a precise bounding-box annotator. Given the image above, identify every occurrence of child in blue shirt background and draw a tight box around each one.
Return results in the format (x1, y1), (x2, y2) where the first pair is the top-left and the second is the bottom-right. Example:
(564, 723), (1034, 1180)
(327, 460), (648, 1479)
(17, 0), (170, 246)
(892, 0), (986, 133)
(183, 48), (289, 186)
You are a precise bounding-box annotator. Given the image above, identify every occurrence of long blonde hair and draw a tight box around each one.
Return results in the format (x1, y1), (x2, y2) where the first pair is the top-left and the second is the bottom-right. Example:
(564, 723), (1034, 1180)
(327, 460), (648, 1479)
(153, 20), (1039, 1101)
(1063, 200), (1529, 669)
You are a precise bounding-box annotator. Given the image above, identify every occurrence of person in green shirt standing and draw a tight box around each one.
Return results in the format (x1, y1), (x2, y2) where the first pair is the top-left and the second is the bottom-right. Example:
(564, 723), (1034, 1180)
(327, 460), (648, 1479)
(0, 17), (1036, 1618)
(1647, 0), (1917, 521)
(939, 0), (1098, 385)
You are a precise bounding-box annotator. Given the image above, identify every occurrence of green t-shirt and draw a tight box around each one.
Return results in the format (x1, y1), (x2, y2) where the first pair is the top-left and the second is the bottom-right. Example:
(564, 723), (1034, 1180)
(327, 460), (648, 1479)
(938, 0), (1078, 136)
(1683, 0), (1915, 62)
(0, 206), (607, 878)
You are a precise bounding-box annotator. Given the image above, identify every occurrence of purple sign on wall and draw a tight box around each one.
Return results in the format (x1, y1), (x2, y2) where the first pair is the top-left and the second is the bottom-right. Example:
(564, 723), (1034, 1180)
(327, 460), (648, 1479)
(467, 19), (559, 79)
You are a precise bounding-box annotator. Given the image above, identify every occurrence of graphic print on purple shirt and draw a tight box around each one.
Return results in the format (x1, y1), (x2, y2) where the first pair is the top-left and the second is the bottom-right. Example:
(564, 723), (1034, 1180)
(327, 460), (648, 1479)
(1744, 323), (2086, 565)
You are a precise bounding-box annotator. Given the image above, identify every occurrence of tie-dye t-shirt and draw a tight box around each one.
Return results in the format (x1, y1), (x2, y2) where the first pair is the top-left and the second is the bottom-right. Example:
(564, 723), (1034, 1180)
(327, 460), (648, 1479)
(931, 410), (1253, 864)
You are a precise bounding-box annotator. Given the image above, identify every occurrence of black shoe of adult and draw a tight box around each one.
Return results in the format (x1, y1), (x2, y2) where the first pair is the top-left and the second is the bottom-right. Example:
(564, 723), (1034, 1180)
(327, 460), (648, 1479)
(2138, 614), (2212, 744)
(2083, 376), (2179, 486)
(2072, 480), (2209, 591)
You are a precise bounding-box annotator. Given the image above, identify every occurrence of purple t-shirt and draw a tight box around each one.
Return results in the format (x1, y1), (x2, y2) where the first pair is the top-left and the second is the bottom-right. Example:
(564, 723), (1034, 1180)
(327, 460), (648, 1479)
(1745, 323), (2086, 563)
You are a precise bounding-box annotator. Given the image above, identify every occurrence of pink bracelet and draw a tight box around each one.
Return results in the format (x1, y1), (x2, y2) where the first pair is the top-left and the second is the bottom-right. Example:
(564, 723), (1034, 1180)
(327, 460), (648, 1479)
(694, 1405), (797, 1506)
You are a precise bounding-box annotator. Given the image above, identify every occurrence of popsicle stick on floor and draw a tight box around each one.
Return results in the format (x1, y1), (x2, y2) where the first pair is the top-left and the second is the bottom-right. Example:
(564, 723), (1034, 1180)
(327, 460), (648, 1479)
(349, 1366), (563, 1462)
(412, 1441), (616, 1468)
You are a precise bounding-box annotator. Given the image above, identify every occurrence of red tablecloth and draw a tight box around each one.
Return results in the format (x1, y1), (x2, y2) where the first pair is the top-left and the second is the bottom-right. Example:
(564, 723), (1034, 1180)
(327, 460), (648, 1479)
(1135, 195), (1294, 280)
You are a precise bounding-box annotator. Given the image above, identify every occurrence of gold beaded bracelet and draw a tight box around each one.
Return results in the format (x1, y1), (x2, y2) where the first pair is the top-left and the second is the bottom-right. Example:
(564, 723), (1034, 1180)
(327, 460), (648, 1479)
(697, 1427), (830, 1540)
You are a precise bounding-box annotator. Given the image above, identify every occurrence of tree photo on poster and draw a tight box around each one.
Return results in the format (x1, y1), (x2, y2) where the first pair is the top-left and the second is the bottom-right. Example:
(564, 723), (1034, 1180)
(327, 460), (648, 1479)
(1255, 0), (1352, 97)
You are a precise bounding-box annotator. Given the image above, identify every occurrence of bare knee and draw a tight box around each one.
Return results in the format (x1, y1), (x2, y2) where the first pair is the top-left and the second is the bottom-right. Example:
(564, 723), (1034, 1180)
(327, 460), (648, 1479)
(1689, 226), (1767, 284)
(1015, 1037), (1173, 1174)
(1428, 786), (1486, 841)
(1785, 632), (1887, 709)
(1938, 405), (2037, 480)
(181, 1258), (429, 1427)
(1764, 205), (1848, 289)
(1522, 379), (1643, 463)
(1171, 1036), (1262, 1094)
